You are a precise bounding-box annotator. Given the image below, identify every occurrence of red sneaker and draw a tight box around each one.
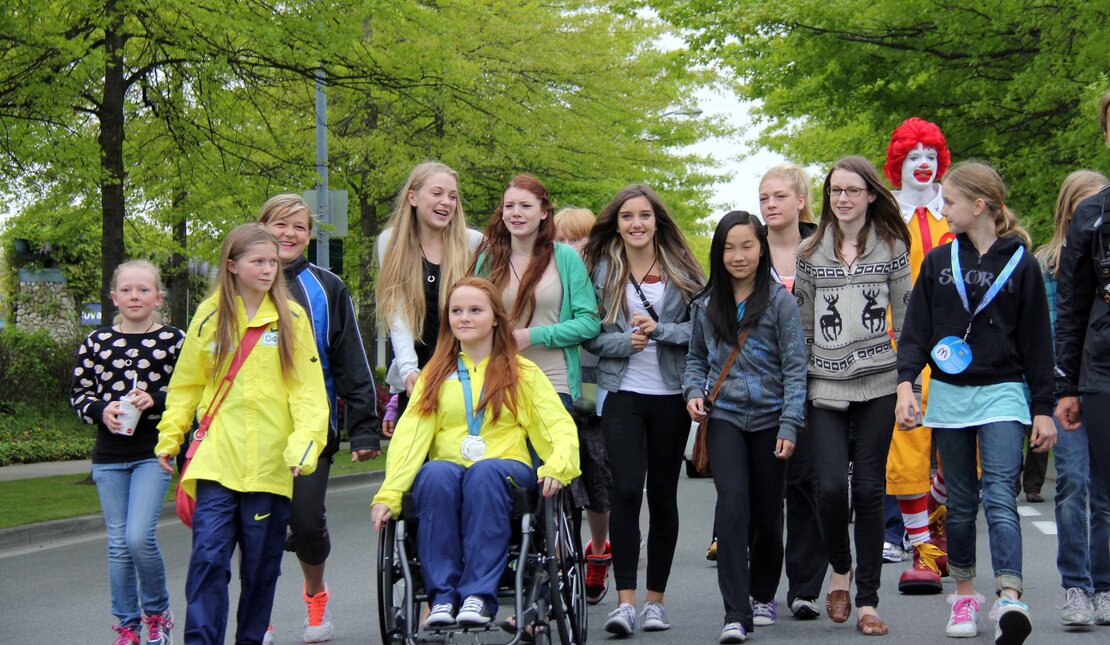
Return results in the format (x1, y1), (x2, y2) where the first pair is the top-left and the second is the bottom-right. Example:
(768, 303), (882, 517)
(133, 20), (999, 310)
(585, 540), (611, 604)
(898, 541), (945, 594)
(927, 498), (949, 577)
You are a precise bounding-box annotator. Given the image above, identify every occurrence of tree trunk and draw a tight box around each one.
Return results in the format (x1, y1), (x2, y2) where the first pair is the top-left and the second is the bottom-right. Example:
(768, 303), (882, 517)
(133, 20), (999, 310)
(167, 192), (189, 329)
(357, 192), (380, 367)
(98, 0), (127, 322)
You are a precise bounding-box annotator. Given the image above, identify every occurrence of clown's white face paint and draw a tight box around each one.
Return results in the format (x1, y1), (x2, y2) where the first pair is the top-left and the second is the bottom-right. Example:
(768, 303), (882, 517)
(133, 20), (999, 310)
(895, 143), (941, 209)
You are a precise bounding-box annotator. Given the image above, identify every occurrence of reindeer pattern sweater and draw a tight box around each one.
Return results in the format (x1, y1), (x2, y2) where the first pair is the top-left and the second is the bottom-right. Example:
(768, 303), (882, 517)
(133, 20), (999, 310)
(795, 226), (911, 403)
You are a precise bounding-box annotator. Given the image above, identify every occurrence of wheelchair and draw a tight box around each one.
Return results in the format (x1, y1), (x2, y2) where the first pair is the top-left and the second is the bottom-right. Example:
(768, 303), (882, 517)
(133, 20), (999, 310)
(377, 485), (588, 644)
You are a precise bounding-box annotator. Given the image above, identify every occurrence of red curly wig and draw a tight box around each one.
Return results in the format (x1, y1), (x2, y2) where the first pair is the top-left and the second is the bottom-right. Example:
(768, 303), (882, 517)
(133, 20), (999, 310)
(883, 117), (951, 188)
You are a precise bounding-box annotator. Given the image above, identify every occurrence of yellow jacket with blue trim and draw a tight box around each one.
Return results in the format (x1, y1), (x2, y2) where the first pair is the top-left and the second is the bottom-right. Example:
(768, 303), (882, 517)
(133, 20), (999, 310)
(155, 291), (329, 499)
(372, 353), (581, 515)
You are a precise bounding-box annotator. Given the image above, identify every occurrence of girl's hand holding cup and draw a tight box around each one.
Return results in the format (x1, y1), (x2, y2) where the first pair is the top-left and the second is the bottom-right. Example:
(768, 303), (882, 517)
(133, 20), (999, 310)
(686, 397), (706, 421)
(102, 402), (124, 433)
(126, 388), (154, 411)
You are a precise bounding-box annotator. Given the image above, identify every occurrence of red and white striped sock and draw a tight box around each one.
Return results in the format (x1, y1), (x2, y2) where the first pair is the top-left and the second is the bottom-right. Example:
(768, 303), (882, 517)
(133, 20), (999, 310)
(930, 471), (947, 506)
(897, 494), (930, 545)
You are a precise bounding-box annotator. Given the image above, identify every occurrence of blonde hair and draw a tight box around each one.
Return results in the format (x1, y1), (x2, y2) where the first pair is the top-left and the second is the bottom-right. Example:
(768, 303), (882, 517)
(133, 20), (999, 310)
(1036, 170), (1109, 276)
(375, 162), (471, 339)
(554, 207), (596, 241)
(759, 164), (815, 223)
(256, 193), (314, 231)
(110, 260), (163, 325)
(211, 224), (296, 383)
(942, 161), (1032, 248)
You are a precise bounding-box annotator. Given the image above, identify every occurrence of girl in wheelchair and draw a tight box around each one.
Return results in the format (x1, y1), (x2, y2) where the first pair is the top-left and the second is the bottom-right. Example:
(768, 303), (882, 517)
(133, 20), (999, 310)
(371, 277), (581, 629)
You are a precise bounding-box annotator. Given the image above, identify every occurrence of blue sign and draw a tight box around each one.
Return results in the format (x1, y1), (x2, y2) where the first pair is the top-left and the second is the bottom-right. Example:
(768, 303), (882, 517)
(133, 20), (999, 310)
(81, 303), (102, 326)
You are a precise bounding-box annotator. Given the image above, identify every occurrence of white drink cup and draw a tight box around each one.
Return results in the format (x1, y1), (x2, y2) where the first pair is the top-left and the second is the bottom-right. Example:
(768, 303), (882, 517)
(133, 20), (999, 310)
(116, 396), (141, 436)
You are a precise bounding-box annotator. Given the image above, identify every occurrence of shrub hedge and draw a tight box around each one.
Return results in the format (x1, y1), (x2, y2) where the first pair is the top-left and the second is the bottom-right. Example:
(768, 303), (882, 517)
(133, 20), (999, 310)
(0, 328), (92, 465)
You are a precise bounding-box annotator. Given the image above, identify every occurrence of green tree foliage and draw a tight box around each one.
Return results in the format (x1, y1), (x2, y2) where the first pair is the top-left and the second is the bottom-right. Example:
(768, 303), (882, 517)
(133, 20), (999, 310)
(648, 0), (1110, 240)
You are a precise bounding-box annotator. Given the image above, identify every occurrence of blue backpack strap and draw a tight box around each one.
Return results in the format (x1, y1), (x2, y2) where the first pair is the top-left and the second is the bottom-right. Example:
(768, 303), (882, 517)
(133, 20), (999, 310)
(297, 266), (337, 430)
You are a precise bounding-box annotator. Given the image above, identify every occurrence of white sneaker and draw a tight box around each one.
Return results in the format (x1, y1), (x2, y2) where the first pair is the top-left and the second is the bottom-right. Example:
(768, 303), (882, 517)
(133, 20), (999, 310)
(992, 597), (1032, 645)
(883, 540), (908, 563)
(605, 603), (636, 636)
(789, 597), (820, 620)
(640, 601), (670, 631)
(425, 602), (455, 628)
(455, 595), (491, 627)
(719, 622), (747, 643)
(1092, 590), (1110, 625)
(261, 625), (275, 645)
(945, 594), (983, 638)
(1058, 587), (1094, 626)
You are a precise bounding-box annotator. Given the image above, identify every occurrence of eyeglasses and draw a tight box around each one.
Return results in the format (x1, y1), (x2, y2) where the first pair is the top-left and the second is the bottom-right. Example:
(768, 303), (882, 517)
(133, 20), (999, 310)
(827, 187), (867, 198)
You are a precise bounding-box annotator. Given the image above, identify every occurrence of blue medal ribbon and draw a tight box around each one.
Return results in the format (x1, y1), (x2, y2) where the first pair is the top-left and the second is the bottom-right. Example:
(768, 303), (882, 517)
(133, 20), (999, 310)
(457, 357), (486, 437)
(951, 237), (1024, 340)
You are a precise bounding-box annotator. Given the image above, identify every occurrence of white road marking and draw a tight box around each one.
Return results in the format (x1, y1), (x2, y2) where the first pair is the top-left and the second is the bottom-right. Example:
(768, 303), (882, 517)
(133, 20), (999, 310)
(1017, 506), (1041, 517)
(1032, 521), (1058, 535)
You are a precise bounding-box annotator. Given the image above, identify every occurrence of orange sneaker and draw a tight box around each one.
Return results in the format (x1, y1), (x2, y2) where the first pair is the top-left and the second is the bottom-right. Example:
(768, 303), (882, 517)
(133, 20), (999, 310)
(585, 540), (612, 604)
(303, 585), (334, 642)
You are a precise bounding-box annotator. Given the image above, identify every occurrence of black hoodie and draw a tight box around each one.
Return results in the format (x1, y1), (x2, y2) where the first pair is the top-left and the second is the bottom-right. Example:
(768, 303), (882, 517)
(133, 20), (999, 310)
(283, 256), (381, 453)
(896, 232), (1054, 417)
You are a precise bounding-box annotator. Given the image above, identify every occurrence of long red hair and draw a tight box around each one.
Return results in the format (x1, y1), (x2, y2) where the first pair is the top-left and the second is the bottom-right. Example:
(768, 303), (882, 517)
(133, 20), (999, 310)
(472, 175), (556, 326)
(416, 277), (521, 423)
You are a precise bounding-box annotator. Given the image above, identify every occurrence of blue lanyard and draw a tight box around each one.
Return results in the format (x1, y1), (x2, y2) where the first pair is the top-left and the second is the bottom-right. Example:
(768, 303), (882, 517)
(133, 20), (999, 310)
(951, 237), (1024, 339)
(457, 357), (486, 437)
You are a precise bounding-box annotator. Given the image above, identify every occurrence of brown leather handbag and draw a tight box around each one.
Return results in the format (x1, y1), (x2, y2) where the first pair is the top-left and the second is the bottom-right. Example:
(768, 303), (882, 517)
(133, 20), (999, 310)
(691, 327), (751, 476)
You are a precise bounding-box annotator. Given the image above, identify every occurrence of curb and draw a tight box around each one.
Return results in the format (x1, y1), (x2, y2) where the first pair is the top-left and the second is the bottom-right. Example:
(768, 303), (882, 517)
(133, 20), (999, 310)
(0, 470), (385, 553)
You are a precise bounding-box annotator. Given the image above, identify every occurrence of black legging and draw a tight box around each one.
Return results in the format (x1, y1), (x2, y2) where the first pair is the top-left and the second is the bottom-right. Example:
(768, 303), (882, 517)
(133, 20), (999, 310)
(785, 425), (828, 604)
(808, 394), (896, 609)
(707, 420), (785, 630)
(602, 391), (689, 592)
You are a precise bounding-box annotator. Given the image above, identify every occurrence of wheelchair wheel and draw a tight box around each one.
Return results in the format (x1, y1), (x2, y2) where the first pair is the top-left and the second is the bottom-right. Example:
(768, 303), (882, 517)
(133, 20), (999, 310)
(377, 521), (415, 644)
(543, 492), (588, 644)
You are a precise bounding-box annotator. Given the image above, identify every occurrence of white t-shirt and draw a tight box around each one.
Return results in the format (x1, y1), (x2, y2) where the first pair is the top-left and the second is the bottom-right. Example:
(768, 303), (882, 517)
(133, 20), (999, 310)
(619, 280), (681, 395)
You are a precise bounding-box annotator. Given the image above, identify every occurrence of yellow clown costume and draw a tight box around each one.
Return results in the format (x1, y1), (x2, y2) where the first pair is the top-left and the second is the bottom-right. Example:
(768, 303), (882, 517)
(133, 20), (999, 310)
(887, 187), (953, 496)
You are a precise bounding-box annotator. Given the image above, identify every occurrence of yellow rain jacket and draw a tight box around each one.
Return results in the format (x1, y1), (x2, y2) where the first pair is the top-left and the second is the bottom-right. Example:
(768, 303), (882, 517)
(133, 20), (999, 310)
(156, 292), (328, 499)
(373, 352), (581, 515)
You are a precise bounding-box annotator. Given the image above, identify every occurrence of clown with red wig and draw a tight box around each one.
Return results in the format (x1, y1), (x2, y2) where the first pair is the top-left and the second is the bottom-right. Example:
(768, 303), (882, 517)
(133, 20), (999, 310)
(884, 117), (955, 595)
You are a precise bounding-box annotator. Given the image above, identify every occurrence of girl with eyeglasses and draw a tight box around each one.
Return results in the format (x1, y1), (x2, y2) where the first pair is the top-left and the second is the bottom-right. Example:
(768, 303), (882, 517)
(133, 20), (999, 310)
(794, 156), (912, 636)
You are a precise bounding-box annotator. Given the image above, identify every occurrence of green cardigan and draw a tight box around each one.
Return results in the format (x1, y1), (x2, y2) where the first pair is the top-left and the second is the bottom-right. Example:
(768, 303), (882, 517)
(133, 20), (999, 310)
(476, 242), (600, 400)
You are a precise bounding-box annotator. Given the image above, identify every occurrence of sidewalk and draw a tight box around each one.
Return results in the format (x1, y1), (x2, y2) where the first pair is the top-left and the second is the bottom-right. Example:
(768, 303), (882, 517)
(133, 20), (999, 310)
(0, 451), (385, 553)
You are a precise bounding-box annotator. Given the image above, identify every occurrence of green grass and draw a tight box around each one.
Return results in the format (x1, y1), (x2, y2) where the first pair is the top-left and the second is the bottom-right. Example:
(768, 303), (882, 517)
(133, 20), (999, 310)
(0, 401), (95, 466)
(0, 447), (387, 529)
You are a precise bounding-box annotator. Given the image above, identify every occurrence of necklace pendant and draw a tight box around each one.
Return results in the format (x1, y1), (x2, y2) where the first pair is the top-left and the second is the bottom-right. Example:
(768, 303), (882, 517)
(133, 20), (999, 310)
(427, 274), (435, 284)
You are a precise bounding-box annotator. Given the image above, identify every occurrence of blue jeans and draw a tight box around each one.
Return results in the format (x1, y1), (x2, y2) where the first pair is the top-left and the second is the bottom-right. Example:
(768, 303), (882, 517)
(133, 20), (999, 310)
(935, 421), (1024, 594)
(413, 459), (536, 614)
(92, 458), (172, 626)
(1054, 418), (1110, 594)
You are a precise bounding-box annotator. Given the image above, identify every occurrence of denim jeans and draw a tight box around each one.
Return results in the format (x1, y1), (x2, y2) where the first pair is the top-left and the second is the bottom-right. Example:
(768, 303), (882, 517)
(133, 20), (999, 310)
(935, 421), (1024, 594)
(92, 458), (172, 625)
(1053, 418), (1110, 594)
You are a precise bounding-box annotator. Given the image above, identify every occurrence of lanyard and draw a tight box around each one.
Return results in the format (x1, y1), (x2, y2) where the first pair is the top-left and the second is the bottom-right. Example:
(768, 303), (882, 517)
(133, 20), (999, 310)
(457, 357), (486, 437)
(628, 274), (660, 322)
(951, 237), (1023, 339)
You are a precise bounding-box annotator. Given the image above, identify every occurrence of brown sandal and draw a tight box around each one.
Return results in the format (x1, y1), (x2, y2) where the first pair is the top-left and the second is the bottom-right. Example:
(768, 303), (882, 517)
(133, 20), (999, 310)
(856, 614), (889, 636)
(825, 589), (851, 623)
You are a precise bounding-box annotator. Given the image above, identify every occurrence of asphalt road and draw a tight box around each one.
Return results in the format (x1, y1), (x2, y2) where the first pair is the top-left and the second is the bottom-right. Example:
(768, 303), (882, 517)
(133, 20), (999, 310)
(0, 472), (1102, 644)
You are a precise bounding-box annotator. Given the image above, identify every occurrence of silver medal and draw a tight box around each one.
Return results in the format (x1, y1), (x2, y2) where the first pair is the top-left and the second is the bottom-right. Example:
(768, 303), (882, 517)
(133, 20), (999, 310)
(461, 435), (487, 461)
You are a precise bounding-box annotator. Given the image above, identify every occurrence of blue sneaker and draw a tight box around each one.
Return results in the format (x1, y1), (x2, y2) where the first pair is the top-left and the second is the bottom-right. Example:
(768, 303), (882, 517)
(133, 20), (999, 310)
(752, 598), (777, 626)
(991, 597), (1032, 645)
(144, 611), (174, 645)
